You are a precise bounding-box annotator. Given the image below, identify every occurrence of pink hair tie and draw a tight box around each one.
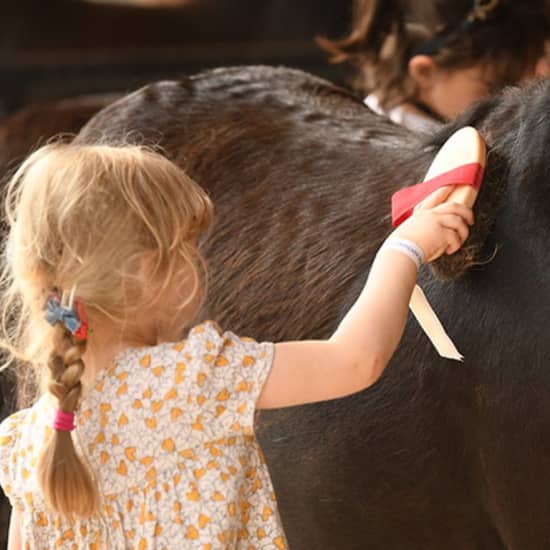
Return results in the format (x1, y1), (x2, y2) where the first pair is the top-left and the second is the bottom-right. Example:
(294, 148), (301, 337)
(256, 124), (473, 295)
(53, 410), (76, 432)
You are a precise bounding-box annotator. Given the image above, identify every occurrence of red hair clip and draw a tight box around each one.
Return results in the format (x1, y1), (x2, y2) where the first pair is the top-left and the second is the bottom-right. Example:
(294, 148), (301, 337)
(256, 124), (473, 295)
(73, 299), (89, 341)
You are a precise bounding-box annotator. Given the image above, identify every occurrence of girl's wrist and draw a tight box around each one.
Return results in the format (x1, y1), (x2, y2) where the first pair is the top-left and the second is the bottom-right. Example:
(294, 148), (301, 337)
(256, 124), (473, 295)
(377, 238), (425, 270)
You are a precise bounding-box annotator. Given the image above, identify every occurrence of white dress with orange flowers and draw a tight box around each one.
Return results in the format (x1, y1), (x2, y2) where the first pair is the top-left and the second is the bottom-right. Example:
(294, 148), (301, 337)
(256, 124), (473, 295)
(0, 322), (288, 550)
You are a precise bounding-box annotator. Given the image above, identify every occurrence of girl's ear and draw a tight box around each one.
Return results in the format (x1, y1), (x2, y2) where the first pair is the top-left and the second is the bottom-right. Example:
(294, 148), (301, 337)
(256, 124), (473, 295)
(408, 55), (439, 91)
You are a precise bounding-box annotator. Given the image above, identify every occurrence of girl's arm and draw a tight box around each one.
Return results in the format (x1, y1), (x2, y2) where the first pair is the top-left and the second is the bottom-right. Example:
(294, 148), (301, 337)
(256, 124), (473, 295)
(7, 507), (22, 550)
(257, 191), (473, 409)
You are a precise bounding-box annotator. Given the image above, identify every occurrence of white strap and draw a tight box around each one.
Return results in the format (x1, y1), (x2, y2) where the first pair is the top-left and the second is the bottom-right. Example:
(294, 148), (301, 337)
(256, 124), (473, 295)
(378, 239), (464, 361)
(409, 284), (463, 361)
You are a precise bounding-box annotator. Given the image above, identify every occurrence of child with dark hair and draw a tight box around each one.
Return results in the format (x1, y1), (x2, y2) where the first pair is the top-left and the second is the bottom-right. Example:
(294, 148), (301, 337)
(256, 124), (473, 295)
(320, 0), (550, 131)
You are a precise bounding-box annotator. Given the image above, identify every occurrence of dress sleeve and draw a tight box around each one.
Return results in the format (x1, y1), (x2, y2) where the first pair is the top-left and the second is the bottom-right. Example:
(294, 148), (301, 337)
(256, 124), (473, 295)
(187, 322), (275, 435)
(0, 411), (25, 510)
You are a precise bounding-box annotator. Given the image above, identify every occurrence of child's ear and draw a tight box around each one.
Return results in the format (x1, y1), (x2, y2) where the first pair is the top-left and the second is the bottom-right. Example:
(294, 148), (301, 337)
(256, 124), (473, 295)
(408, 55), (438, 91)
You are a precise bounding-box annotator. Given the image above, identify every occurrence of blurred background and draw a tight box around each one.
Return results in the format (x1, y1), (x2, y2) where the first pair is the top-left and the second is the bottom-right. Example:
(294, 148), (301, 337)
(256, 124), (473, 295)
(0, 2), (351, 547)
(0, 0), (351, 117)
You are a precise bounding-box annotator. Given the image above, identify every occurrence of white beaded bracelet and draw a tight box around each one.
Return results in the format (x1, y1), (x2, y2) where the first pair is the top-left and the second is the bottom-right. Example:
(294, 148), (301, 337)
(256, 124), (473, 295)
(378, 238), (425, 270)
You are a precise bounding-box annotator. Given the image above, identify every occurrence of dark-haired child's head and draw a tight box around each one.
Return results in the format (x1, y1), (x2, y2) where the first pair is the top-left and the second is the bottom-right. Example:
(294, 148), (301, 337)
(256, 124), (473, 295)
(320, 0), (549, 120)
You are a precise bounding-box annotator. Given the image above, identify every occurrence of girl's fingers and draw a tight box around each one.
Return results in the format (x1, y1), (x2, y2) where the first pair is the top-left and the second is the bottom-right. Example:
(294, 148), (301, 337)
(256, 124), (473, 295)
(433, 202), (475, 225)
(443, 227), (463, 255)
(414, 186), (454, 211)
(439, 214), (470, 243)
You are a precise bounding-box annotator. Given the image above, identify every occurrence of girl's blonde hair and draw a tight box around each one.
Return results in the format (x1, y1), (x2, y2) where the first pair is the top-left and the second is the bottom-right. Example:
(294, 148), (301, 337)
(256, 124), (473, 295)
(0, 143), (213, 519)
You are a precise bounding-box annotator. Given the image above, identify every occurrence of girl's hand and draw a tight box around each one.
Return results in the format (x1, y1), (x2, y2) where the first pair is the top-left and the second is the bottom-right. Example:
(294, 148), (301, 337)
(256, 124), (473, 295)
(392, 186), (474, 263)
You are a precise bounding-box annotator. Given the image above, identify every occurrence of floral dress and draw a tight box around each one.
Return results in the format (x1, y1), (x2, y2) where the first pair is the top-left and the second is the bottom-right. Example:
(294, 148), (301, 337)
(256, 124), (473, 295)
(0, 322), (288, 549)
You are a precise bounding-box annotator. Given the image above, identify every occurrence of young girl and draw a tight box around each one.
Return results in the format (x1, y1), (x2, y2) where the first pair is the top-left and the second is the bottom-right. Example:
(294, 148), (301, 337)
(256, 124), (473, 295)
(320, 0), (549, 132)
(0, 144), (472, 549)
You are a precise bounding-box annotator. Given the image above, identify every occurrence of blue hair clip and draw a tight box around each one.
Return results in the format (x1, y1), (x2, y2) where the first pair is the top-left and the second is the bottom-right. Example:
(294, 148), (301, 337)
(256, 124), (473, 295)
(45, 295), (82, 335)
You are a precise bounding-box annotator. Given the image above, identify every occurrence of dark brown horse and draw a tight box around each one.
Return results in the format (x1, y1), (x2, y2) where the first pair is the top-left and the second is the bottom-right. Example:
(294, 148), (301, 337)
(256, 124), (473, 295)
(2, 66), (550, 549)
(74, 67), (550, 549)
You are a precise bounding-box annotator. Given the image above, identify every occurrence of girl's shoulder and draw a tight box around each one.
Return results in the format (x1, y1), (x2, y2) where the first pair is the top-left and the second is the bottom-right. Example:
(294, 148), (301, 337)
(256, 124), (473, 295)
(183, 321), (275, 408)
(185, 320), (273, 372)
(95, 320), (275, 416)
(112, 320), (271, 375)
(109, 321), (229, 381)
(99, 321), (274, 413)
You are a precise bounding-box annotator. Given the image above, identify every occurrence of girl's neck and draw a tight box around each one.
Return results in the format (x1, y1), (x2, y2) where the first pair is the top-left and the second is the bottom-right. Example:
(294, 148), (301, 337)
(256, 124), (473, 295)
(79, 300), (196, 386)
(81, 341), (127, 386)
(80, 322), (157, 386)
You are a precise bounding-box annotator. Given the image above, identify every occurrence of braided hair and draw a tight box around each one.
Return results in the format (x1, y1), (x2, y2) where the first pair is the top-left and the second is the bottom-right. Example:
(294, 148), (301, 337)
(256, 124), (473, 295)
(37, 322), (97, 520)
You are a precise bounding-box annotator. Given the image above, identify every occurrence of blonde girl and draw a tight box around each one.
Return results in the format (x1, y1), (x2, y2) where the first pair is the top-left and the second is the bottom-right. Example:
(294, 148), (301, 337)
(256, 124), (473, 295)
(0, 144), (472, 549)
